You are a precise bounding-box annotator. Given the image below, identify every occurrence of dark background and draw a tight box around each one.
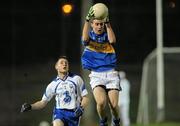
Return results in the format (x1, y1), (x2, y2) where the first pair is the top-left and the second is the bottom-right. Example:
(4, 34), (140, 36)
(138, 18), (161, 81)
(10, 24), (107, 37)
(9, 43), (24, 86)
(0, 0), (180, 125)
(1, 0), (180, 66)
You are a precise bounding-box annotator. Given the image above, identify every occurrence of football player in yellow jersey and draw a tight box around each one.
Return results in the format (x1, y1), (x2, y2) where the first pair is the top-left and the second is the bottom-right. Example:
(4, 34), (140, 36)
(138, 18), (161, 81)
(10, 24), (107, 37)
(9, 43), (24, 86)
(81, 5), (121, 126)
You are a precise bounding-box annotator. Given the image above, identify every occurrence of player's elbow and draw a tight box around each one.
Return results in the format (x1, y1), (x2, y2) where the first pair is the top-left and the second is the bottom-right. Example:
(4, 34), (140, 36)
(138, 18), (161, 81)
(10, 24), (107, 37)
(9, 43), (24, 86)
(82, 37), (89, 46)
(109, 39), (116, 44)
(108, 36), (116, 44)
(40, 100), (48, 108)
(82, 38), (88, 43)
(81, 96), (89, 108)
(82, 35), (89, 42)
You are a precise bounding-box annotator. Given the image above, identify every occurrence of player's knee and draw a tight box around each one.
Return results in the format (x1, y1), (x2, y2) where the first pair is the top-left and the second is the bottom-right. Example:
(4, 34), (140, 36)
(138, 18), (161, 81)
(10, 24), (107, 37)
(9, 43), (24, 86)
(96, 99), (106, 109)
(109, 100), (118, 110)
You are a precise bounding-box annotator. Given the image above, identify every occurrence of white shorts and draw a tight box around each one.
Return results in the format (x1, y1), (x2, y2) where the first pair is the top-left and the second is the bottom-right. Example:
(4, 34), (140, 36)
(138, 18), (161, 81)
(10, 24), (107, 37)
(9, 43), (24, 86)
(89, 69), (121, 90)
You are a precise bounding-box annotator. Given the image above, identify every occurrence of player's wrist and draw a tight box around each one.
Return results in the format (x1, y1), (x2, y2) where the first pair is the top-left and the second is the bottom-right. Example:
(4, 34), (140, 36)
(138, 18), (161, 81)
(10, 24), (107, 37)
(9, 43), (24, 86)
(80, 105), (84, 110)
(105, 21), (110, 24)
(21, 103), (32, 113)
(74, 105), (84, 117)
(86, 19), (90, 22)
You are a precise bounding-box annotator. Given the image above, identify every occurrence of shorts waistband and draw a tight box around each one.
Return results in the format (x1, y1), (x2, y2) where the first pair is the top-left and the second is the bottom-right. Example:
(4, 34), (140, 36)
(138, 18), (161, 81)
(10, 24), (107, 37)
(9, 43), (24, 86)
(91, 69), (115, 73)
(55, 108), (76, 112)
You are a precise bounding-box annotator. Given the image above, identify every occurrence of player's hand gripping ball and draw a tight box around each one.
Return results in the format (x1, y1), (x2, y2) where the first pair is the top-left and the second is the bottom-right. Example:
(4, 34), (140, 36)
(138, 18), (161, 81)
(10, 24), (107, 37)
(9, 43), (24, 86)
(21, 103), (32, 112)
(86, 6), (95, 21)
(104, 15), (109, 23)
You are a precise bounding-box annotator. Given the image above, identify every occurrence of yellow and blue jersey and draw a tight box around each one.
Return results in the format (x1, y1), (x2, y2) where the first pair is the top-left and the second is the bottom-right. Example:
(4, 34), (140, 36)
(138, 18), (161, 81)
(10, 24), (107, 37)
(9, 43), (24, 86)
(81, 30), (117, 72)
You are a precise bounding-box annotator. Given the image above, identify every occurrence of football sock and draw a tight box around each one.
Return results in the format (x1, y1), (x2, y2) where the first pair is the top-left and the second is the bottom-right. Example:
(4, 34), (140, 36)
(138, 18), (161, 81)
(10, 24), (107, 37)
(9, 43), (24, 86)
(100, 117), (108, 126)
(112, 118), (120, 126)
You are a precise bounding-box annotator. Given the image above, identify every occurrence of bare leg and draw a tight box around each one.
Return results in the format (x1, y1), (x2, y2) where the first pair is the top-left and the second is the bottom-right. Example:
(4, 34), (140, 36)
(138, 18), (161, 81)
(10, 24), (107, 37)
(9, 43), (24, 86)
(108, 89), (120, 126)
(93, 86), (107, 119)
(53, 119), (64, 126)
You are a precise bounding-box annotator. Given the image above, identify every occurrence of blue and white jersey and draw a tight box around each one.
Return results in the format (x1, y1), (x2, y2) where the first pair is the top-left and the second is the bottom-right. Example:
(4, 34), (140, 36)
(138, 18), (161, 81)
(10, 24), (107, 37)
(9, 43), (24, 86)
(81, 30), (117, 72)
(42, 73), (88, 109)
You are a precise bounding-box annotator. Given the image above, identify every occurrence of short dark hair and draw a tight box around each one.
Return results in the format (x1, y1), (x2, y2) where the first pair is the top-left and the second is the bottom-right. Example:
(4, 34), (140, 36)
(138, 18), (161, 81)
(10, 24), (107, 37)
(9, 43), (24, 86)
(55, 56), (69, 69)
(58, 55), (68, 60)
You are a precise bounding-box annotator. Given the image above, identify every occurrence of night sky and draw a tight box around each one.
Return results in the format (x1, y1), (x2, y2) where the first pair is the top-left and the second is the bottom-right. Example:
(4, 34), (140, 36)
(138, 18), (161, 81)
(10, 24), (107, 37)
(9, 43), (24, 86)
(1, 0), (180, 66)
(0, 0), (179, 125)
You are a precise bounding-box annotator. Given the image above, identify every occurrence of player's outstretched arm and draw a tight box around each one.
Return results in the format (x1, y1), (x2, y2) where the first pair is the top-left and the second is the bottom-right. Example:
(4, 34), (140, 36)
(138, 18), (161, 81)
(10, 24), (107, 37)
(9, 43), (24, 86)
(31, 100), (48, 110)
(21, 100), (48, 113)
(21, 103), (32, 112)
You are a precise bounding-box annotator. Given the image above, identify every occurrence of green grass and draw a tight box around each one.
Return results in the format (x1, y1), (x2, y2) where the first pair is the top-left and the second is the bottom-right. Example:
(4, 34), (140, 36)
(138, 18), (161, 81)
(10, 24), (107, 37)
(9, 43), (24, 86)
(132, 122), (180, 126)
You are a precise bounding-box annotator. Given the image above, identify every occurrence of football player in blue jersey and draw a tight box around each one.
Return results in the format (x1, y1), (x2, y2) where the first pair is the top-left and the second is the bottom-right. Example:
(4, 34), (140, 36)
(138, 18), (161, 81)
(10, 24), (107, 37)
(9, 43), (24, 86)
(21, 56), (89, 126)
(81, 5), (121, 126)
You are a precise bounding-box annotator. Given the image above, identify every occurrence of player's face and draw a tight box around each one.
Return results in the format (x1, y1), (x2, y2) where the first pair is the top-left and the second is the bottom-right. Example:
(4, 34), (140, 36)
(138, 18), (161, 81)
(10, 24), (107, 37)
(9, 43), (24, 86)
(91, 19), (105, 34)
(55, 58), (69, 74)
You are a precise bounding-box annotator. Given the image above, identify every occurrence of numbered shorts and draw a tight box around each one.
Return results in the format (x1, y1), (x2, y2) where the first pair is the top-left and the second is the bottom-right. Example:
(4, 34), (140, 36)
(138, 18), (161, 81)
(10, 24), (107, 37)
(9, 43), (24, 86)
(89, 69), (121, 90)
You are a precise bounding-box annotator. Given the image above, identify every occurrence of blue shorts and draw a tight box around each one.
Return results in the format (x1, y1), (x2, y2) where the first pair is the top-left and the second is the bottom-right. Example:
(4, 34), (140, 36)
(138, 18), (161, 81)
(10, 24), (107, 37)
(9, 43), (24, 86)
(53, 108), (80, 126)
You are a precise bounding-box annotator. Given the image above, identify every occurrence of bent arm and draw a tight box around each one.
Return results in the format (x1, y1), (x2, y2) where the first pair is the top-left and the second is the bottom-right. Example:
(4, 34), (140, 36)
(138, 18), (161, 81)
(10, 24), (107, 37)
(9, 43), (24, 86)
(31, 100), (48, 110)
(81, 95), (89, 109)
(105, 22), (116, 44)
(82, 21), (90, 43)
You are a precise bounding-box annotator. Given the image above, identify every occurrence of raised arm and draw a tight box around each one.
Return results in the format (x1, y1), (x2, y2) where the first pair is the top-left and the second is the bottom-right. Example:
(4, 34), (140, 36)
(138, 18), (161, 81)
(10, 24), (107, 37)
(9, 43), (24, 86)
(105, 16), (116, 44)
(82, 21), (90, 42)
(82, 6), (95, 43)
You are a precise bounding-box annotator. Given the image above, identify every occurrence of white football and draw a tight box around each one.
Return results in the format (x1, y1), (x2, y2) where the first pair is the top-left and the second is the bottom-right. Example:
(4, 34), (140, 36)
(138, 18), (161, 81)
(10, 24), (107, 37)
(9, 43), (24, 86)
(93, 3), (108, 20)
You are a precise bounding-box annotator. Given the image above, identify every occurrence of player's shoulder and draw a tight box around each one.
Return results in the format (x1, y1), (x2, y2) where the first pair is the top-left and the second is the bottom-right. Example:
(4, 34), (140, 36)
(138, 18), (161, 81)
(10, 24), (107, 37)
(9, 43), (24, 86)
(69, 72), (85, 82)
(51, 76), (59, 82)
(44, 76), (58, 89)
(68, 72), (85, 85)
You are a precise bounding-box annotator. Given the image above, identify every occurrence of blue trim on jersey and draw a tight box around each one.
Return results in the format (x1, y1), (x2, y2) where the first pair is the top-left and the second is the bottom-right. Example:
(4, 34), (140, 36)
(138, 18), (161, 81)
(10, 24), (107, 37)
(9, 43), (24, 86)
(67, 80), (77, 95)
(52, 77), (59, 82)
(44, 72), (87, 110)
(54, 82), (61, 107)
(68, 72), (76, 77)
(44, 91), (49, 99)
(55, 82), (61, 94)
(54, 73), (70, 82)
(81, 83), (86, 91)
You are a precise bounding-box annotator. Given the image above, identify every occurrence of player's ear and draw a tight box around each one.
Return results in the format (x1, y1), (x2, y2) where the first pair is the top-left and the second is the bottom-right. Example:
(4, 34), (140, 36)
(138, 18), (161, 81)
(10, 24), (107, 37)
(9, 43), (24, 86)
(55, 62), (58, 70)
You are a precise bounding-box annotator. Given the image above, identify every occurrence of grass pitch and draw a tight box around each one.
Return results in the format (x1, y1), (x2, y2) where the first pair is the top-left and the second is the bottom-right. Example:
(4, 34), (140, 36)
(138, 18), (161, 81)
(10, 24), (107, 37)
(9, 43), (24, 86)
(133, 122), (180, 126)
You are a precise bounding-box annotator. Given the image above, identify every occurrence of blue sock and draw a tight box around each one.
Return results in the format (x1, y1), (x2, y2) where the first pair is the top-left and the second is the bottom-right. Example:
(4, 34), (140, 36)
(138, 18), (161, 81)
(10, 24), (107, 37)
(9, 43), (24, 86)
(100, 117), (108, 126)
(112, 118), (120, 126)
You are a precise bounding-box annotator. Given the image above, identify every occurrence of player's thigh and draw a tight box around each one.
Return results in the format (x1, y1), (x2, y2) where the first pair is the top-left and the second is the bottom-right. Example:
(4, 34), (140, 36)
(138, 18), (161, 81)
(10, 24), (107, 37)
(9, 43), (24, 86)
(93, 86), (107, 105)
(108, 89), (119, 107)
(53, 119), (64, 126)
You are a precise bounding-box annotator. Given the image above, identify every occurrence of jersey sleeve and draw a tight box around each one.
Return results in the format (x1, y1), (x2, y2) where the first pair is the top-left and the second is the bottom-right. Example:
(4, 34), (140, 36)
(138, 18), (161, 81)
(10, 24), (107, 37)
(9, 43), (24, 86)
(42, 82), (55, 102)
(76, 76), (88, 97)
